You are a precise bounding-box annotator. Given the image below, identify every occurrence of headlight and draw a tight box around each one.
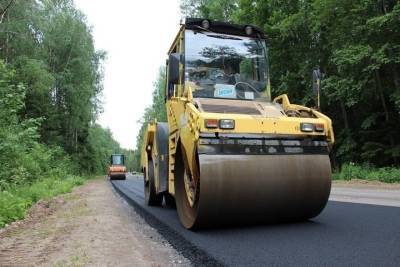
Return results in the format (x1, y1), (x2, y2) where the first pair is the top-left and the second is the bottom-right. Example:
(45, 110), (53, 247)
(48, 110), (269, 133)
(300, 123), (314, 132)
(219, 119), (235, 129)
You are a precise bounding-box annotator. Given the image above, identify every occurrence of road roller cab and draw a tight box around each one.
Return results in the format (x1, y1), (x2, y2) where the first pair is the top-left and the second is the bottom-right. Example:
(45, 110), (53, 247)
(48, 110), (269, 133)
(141, 18), (335, 229)
(108, 154), (126, 180)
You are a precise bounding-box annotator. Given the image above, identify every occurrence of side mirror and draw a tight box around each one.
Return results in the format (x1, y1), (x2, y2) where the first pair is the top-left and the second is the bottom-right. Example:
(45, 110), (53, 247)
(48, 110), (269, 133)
(168, 53), (181, 85)
(312, 69), (322, 110)
(165, 59), (169, 102)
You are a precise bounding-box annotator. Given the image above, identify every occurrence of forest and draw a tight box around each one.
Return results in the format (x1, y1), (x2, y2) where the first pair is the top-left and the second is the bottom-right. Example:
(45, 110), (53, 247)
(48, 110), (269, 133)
(134, 0), (400, 179)
(0, 0), (128, 227)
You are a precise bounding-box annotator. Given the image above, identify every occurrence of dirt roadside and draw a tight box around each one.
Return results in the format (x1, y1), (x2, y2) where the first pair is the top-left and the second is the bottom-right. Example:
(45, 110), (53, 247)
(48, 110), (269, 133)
(331, 179), (400, 207)
(333, 179), (400, 190)
(0, 178), (190, 267)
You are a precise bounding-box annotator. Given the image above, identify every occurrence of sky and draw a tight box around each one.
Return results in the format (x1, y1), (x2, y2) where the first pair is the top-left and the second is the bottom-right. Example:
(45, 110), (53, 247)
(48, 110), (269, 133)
(74, 0), (182, 149)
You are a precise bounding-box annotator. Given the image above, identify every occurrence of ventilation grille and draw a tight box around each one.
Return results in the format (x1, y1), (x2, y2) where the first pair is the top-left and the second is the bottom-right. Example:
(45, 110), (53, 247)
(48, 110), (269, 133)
(201, 104), (261, 115)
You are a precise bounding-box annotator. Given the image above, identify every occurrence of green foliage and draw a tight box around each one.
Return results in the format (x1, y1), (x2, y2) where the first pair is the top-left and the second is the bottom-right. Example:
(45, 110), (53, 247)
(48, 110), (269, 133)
(180, 0), (400, 167)
(0, 1), (121, 228)
(0, 61), (85, 225)
(0, 60), (78, 186)
(333, 164), (400, 183)
(86, 124), (122, 174)
(180, 0), (238, 21)
(0, 175), (84, 228)
(122, 149), (135, 172)
(0, 0), (107, 172)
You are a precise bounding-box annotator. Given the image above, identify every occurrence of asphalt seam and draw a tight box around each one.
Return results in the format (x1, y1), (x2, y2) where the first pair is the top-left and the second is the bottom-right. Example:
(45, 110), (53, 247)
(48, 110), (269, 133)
(110, 180), (224, 267)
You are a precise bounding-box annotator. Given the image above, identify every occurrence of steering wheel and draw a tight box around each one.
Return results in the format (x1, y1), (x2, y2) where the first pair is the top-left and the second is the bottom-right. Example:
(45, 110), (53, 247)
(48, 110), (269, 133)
(234, 82), (260, 99)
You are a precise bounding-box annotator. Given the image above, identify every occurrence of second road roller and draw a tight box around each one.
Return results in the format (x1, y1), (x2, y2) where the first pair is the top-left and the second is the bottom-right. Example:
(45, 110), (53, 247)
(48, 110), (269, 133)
(109, 154), (127, 180)
(141, 18), (335, 229)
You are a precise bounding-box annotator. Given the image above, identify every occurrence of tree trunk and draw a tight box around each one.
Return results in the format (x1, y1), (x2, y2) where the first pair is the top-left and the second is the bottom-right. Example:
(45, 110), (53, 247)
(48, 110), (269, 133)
(75, 128), (78, 153)
(339, 100), (349, 130)
(392, 67), (400, 92)
(5, 12), (9, 63)
(375, 69), (397, 164)
(0, 0), (15, 24)
(375, 69), (389, 122)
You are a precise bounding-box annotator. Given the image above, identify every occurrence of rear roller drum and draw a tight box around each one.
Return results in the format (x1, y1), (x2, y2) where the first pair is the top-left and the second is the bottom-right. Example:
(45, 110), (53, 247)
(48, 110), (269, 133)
(110, 174), (125, 180)
(175, 153), (332, 229)
(144, 160), (163, 206)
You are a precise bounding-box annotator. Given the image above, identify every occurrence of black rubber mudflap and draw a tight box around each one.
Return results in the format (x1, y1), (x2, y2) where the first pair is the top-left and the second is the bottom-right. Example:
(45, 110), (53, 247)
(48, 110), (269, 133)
(155, 122), (169, 193)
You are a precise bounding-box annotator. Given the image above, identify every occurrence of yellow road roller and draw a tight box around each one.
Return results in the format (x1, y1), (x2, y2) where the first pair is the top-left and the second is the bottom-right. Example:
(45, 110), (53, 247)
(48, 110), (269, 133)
(109, 154), (127, 180)
(141, 18), (334, 229)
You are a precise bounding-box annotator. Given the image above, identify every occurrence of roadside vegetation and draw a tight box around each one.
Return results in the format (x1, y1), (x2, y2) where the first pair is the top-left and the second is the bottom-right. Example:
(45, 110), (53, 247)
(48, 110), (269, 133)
(0, 1), (125, 227)
(0, 176), (85, 228)
(134, 1), (400, 182)
(333, 164), (400, 183)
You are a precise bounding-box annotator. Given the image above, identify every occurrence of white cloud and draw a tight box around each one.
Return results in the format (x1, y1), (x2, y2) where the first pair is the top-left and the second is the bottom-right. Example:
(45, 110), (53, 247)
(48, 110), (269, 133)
(74, 0), (182, 149)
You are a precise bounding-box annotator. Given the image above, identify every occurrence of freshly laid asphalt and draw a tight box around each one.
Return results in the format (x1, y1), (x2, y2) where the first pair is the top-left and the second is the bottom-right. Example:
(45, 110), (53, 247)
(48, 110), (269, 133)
(112, 174), (400, 266)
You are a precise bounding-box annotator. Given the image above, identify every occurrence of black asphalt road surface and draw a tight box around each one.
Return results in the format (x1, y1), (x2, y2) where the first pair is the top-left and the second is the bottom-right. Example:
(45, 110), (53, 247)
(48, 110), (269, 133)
(112, 174), (400, 266)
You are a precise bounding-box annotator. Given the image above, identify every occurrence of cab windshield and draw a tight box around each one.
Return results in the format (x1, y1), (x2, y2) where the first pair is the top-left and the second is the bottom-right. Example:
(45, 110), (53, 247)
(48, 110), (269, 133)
(111, 155), (124, 165)
(185, 30), (270, 101)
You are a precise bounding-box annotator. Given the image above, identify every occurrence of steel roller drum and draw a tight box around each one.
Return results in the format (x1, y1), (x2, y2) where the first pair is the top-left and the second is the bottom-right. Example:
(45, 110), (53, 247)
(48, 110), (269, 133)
(175, 154), (332, 229)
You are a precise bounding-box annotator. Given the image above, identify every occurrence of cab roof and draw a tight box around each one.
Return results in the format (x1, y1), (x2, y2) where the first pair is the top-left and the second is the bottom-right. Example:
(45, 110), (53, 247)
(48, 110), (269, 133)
(185, 18), (267, 39)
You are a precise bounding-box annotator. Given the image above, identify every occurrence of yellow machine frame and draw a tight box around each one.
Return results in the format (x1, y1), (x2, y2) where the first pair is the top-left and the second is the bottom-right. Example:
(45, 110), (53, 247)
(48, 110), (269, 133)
(141, 23), (334, 198)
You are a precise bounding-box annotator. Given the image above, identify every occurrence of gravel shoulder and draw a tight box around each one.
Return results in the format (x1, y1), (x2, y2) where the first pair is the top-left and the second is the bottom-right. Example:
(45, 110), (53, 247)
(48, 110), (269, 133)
(331, 179), (400, 207)
(0, 178), (190, 266)
(333, 179), (400, 189)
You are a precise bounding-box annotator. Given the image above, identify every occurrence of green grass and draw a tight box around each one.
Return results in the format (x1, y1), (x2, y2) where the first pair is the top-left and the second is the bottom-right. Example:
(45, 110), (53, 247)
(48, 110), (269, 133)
(333, 163), (400, 183)
(0, 175), (85, 228)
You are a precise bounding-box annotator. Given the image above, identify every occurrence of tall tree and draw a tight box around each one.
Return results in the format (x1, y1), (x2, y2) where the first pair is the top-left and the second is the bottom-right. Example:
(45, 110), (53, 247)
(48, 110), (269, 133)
(0, 0), (117, 179)
(180, 0), (400, 167)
